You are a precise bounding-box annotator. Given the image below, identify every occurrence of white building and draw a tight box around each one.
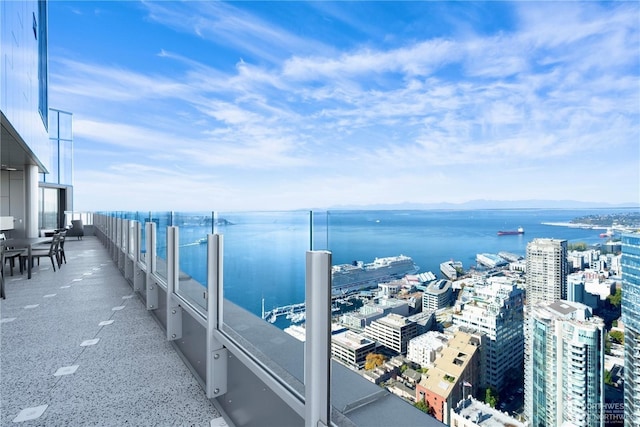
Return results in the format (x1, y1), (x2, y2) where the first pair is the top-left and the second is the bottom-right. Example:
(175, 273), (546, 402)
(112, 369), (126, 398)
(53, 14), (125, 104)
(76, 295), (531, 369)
(526, 238), (568, 304)
(452, 277), (524, 391)
(340, 297), (409, 330)
(364, 313), (418, 355)
(422, 279), (453, 311)
(406, 331), (449, 368)
(331, 331), (376, 370)
(451, 396), (527, 427)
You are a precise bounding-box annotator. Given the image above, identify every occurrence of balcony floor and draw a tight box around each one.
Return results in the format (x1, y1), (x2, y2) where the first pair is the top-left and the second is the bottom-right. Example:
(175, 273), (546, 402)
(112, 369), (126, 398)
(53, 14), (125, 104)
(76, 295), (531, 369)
(1, 236), (219, 426)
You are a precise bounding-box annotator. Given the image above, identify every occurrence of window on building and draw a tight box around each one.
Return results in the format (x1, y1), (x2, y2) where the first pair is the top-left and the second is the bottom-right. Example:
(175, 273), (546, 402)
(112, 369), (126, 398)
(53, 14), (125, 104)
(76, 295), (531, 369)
(37, 0), (48, 129)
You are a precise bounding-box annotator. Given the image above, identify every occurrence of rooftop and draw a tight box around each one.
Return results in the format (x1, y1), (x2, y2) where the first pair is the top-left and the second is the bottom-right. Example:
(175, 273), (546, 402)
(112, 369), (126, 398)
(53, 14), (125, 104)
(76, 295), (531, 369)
(1, 237), (219, 425)
(452, 397), (527, 427)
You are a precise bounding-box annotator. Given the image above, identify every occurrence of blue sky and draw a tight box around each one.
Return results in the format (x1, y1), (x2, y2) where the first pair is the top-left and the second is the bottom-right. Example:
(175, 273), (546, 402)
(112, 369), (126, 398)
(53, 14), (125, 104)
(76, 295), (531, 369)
(48, 1), (640, 211)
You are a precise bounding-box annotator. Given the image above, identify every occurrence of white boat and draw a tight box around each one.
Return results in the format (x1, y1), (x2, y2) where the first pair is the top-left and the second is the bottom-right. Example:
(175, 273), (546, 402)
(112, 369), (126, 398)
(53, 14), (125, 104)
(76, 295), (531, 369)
(331, 255), (419, 296)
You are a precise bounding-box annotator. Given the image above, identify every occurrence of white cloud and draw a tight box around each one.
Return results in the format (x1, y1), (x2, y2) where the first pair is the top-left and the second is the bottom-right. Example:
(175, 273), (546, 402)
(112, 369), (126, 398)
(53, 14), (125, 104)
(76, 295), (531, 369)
(52, 1), (639, 210)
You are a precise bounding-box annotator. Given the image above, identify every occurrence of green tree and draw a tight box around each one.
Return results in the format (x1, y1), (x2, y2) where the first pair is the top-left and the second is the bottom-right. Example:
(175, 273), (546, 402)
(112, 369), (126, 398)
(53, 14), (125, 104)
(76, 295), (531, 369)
(610, 330), (624, 344)
(608, 288), (622, 308)
(568, 242), (588, 251)
(400, 364), (408, 373)
(604, 370), (614, 386)
(605, 333), (612, 355)
(415, 398), (434, 415)
(484, 387), (498, 408)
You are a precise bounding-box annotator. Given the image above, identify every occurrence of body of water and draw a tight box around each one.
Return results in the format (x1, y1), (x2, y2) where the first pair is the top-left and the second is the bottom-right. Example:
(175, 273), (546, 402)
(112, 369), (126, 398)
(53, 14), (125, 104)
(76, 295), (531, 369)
(170, 208), (633, 322)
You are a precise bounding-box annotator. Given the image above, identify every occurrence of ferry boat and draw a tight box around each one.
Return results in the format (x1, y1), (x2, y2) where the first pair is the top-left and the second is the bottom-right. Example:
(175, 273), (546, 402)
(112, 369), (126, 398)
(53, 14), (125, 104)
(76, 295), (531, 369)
(497, 227), (524, 236)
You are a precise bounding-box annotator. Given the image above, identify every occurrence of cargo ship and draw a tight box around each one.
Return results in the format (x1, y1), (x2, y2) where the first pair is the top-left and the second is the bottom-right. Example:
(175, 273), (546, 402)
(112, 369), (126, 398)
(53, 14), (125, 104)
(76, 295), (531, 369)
(497, 227), (524, 236)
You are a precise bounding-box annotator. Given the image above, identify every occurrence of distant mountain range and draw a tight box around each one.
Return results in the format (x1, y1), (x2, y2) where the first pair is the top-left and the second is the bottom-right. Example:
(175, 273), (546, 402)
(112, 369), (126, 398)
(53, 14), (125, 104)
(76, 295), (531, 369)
(325, 199), (640, 211)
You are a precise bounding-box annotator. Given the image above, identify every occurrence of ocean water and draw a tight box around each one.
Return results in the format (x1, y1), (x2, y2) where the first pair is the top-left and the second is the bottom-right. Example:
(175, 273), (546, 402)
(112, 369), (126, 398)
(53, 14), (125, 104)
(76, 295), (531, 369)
(170, 208), (633, 321)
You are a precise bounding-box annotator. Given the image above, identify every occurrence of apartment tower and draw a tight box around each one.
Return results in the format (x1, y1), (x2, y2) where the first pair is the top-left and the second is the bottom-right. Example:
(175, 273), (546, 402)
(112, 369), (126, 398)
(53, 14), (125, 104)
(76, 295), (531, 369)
(622, 233), (640, 427)
(452, 277), (524, 391)
(526, 238), (568, 305)
(524, 300), (604, 427)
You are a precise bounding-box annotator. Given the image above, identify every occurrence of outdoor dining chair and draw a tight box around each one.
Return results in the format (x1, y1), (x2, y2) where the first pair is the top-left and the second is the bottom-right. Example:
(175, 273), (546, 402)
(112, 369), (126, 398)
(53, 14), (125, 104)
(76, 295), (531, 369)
(57, 231), (67, 265)
(22, 234), (61, 272)
(0, 233), (25, 276)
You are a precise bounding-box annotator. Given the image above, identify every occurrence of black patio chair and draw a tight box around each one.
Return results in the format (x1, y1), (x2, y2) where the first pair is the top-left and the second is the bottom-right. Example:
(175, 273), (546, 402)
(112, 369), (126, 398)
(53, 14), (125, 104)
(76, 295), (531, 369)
(0, 234), (25, 276)
(57, 231), (67, 265)
(22, 234), (61, 272)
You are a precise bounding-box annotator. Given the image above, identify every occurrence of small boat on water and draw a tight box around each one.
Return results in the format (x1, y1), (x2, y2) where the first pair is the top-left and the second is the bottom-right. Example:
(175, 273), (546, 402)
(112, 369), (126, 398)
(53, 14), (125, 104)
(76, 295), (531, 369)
(599, 228), (614, 238)
(497, 227), (524, 236)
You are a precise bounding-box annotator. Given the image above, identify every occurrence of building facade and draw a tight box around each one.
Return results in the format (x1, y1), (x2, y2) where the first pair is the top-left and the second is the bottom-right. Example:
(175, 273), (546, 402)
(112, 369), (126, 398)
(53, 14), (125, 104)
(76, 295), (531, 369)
(331, 331), (376, 370)
(526, 238), (568, 305)
(524, 300), (604, 427)
(406, 331), (448, 368)
(1, 1), (73, 238)
(452, 278), (524, 391)
(422, 279), (453, 311)
(363, 313), (417, 355)
(416, 331), (481, 425)
(621, 233), (640, 427)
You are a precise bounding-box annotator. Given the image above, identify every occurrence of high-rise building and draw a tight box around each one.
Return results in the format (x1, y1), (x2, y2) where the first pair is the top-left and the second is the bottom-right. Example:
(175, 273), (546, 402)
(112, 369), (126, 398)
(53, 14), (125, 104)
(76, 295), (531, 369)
(452, 277), (524, 391)
(621, 233), (640, 427)
(1, 1), (74, 238)
(526, 238), (568, 305)
(524, 300), (604, 427)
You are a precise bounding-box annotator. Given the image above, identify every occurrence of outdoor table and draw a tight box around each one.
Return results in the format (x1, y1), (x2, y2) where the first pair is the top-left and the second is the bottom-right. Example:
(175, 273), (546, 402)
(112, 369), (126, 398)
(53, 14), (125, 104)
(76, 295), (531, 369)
(4, 237), (52, 279)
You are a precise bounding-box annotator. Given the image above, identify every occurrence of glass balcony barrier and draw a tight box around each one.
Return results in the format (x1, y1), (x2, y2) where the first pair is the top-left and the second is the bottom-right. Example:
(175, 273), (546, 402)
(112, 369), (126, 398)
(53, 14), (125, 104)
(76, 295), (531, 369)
(91, 211), (442, 427)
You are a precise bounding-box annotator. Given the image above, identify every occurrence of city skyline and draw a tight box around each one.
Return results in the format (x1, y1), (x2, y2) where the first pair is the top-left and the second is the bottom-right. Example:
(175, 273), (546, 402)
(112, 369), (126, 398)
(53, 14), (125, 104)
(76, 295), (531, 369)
(48, 1), (640, 212)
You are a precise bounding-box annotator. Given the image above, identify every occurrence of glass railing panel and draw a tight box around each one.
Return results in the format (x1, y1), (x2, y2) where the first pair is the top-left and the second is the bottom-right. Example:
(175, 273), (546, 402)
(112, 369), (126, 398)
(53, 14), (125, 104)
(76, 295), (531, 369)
(150, 211), (171, 280)
(311, 210), (329, 251)
(325, 210), (427, 279)
(220, 210), (311, 326)
(219, 210), (311, 386)
(173, 211), (213, 312)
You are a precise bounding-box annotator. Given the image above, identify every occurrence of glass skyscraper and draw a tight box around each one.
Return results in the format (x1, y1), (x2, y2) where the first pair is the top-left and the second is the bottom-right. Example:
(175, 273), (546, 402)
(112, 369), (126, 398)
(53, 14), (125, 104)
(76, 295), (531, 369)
(524, 300), (604, 427)
(622, 233), (640, 427)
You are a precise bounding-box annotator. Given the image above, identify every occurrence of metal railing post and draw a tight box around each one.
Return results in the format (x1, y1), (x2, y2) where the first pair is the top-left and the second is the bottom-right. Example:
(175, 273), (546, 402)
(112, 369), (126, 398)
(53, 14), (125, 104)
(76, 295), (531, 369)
(145, 221), (158, 310)
(305, 250), (332, 427)
(133, 221), (144, 292)
(206, 234), (227, 398)
(166, 226), (183, 341)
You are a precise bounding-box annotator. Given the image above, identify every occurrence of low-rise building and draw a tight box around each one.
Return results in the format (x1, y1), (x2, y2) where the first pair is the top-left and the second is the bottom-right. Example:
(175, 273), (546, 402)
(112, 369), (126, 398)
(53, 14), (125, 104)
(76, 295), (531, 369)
(416, 331), (481, 425)
(331, 330), (376, 370)
(364, 313), (418, 355)
(407, 331), (449, 368)
(341, 297), (409, 330)
(423, 279), (453, 311)
(451, 396), (527, 427)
